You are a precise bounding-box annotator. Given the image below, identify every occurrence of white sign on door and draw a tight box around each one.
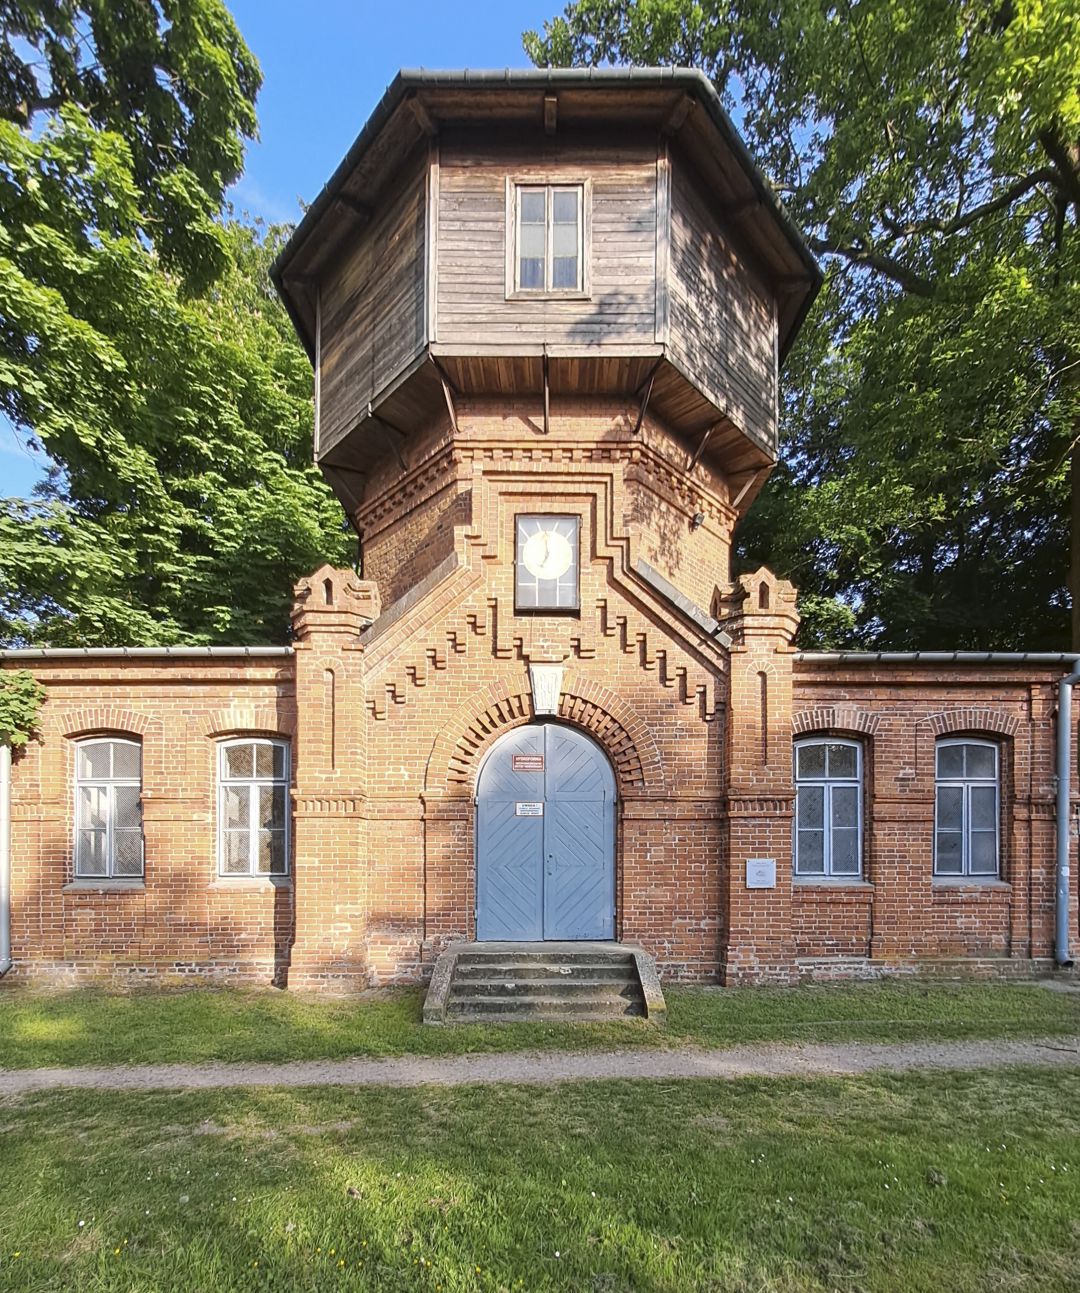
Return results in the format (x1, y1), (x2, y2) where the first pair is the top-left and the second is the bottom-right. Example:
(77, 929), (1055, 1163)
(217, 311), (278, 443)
(516, 801), (544, 817)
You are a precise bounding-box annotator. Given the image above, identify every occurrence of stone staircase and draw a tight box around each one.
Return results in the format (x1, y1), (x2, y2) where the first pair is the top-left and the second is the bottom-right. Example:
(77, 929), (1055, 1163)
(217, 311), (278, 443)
(423, 942), (665, 1024)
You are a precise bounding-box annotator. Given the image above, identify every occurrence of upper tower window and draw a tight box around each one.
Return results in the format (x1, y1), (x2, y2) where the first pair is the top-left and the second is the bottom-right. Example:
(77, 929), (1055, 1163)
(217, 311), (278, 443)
(512, 184), (585, 294)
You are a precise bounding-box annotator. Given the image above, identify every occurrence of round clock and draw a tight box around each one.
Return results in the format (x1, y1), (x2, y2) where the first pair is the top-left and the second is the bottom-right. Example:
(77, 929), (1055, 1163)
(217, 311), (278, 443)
(521, 528), (573, 580)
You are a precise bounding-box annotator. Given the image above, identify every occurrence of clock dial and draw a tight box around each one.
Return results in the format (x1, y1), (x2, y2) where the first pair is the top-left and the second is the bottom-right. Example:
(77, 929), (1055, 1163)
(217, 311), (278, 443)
(515, 514), (581, 611)
(522, 529), (573, 580)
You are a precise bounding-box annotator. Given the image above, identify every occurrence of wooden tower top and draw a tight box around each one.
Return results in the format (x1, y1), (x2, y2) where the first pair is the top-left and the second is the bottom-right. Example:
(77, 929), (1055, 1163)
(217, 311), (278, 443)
(272, 68), (820, 517)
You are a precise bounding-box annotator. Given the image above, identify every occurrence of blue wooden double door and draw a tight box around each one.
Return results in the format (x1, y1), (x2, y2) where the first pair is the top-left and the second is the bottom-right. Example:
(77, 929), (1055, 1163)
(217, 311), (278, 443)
(475, 722), (616, 941)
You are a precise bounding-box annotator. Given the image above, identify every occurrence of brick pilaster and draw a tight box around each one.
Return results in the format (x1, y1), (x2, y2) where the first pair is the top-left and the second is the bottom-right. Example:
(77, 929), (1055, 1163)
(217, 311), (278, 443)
(288, 565), (380, 987)
(718, 568), (799, 983)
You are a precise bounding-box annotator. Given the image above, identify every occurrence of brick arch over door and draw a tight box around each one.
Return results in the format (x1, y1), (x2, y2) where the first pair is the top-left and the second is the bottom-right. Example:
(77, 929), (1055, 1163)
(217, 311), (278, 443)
(423, 672), (666, 798)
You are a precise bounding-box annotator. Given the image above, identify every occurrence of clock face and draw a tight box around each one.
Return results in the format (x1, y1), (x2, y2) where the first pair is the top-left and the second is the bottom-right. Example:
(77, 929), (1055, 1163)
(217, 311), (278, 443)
(522, 529), (573, 580)
(515, 514), (580, 610)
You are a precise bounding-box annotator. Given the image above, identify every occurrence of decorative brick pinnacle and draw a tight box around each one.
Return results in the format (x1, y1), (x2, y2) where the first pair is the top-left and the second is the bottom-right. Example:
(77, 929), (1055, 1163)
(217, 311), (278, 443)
(291, 564), (381, 641)
(715, 566), (799, 646)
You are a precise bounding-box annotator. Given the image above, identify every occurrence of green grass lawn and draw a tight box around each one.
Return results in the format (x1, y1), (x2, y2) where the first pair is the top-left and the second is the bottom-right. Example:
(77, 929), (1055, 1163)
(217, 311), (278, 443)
(0, 978), (1078, 1069)
(1, 1068), (1079, 1291)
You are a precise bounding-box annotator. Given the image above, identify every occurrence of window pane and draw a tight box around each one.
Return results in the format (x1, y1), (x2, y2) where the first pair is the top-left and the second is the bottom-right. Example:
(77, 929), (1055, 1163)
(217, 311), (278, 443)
(796, 744), (827, 779)
(970, 785), (997, 830)
(552, 256), (578, 289)
(966, 744), (997, 779)
(79, 784), (108, 830)
(797, 785), (824, 829)
(112, 742), (141, 780)
(223, 784), (249, 830)
(113, 830), (143, 877)
(519, 257), (544, 289)
(937, 785), (963, 832)
(519, 221), (545, 259)
(519, 190), (545, 223)
(970, 830), (998, 874)
(257, 831), (287, 875)
(272, 744), (287, 780)
(255, 742), (277, 779)
(77, 829), (107, 876)
(797, 829), (825, 874)
(552, 189), (578, 223)
(937, 744), (964, 778)
(831, 827), (860, 875)
(936, 830), (963, 874)
(222, 831), (251, 875)
(552, 257), (577, 288)
(224, 743), (253, 779)
(831, 785), (859, 830)
(825, 744), (857, 778)
(79, 742), (111, 780)
(114, 784), (141, 831)
(259, 784), (286, 831)
(552, 220), (578, 258)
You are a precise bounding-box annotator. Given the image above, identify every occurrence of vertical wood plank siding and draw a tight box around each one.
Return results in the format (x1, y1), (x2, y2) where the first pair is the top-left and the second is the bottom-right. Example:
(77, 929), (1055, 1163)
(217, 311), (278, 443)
(319, 146), (428, 454)
(436, 131), (658, 346)
(668, 161), (778, 453)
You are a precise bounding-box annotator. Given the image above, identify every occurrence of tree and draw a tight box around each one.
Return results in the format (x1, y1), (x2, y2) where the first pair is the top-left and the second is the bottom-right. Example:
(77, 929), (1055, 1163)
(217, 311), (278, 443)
(0, 3), (351, 645)
(526, 0), (1080, 649)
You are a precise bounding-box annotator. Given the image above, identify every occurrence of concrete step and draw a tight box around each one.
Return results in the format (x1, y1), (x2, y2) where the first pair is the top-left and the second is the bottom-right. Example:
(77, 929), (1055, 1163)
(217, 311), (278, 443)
(447, 993), (646, 1020)
(423, 941), (665, 1025)
(448, 975), (640, 1000)
(453, 959), (634, 982)
(455, 949), (635, 968)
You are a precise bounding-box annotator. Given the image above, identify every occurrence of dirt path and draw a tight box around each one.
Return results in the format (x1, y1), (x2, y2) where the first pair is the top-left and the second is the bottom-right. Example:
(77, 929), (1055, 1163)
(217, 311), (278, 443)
(1, 1034), (1078, 1095)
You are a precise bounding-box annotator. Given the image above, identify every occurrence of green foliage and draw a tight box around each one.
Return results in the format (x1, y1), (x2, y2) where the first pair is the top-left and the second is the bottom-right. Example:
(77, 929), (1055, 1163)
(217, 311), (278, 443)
(1, 0), (261, 288)
(527, 0), (1080, 648)
(0, 4), (351, 645)
(0, 669), (44, 745)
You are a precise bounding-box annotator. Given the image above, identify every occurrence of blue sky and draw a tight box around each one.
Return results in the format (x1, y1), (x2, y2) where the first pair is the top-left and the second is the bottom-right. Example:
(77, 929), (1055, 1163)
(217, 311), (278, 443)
(3, 0), (559, 498)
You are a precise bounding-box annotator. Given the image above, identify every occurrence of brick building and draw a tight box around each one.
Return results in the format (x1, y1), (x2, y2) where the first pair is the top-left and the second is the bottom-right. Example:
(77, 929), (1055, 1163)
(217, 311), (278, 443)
(2, 69), (1076, 989)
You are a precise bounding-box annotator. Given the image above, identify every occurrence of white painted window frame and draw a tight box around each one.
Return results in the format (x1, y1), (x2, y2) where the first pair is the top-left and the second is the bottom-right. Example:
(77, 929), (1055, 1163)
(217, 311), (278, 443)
(73, 737), (144, 879)
(506, 178), (590, 299)
(934, 737), (1000, 878)
(216, 738), (291, 879)
(793, 737), (864, 879)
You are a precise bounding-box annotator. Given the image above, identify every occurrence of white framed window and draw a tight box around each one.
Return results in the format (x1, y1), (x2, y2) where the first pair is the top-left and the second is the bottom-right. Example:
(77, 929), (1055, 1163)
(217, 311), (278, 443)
(217, 739), (290, 878)
(511, 183), (585, 294)
(74, 738), (144, 879)
(935, 739), (999, 878)
(794, 738), (862, 878)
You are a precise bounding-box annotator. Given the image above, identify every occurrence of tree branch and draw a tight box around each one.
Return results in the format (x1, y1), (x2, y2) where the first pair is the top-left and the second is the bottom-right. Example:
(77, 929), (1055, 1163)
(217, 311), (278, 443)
(806, 237), (937, 296)
(878, 168), (1060, 240)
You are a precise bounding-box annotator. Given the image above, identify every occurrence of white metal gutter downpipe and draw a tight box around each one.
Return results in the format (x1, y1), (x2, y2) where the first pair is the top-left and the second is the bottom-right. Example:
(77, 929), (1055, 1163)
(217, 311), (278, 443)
(1057, 668), (1080, 967)
(0, 742), (11, 976)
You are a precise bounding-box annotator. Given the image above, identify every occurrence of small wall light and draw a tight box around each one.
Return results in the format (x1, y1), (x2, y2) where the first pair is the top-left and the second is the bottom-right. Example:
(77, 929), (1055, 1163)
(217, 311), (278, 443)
(690, 511), (705, 531)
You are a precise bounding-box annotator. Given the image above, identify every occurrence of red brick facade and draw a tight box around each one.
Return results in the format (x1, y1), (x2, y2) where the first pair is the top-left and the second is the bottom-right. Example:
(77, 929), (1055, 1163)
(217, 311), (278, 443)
(4, 403), (1077, 988)
(4, 73), (1075, 989)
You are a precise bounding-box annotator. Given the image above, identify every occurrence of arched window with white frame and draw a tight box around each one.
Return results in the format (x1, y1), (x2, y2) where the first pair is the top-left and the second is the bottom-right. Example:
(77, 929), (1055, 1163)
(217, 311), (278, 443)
(74, 737), (144, 879)
(794, 738), (863, 878)
(217, 738), (290, 878)
(935, 738), (999, 878)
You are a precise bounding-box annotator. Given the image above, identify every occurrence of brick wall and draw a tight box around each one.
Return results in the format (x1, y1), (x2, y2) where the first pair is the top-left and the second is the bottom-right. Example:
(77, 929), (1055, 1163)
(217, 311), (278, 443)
(3, 404), (1076, 987)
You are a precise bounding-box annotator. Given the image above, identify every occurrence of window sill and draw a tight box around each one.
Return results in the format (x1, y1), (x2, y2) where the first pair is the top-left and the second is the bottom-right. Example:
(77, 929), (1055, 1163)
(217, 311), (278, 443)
(208, 877), (292, 891)
(506, 289), (591, 302)
(64, 880), (145, 893)
(793, 877), (873, 889)
(932, 877), (1009, 890)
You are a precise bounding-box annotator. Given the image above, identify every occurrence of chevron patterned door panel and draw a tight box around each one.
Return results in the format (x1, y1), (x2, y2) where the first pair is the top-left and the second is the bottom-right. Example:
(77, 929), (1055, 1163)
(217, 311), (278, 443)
(476, 723), (615, 941)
